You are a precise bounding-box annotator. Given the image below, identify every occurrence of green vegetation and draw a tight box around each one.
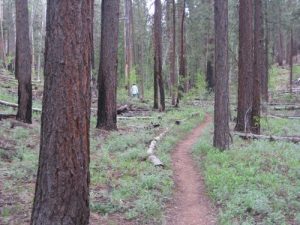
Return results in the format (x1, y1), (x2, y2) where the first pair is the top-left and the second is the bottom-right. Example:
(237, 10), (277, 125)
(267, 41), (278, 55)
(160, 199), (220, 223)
(89, 107), (205, 224)
(193, 120), (300, 225)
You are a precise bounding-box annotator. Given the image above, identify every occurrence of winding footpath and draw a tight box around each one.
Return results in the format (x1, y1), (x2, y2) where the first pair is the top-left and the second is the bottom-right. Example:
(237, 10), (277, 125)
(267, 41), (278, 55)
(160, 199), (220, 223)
(166, 115), (217, 225)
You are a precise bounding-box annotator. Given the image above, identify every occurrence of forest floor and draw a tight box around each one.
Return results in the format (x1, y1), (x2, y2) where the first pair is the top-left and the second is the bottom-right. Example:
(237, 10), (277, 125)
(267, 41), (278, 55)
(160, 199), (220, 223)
(1, 65), (300, 224)
(166, 115), (217, 225)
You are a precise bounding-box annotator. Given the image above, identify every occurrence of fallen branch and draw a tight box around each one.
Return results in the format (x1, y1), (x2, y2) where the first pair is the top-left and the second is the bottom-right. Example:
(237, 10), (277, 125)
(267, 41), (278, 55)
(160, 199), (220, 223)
(0, 100), (42, 113)
(117, 116), (153, 120)
(274, 105), (300, 111)
(266, 114), (300, 120)
(234, 132), (300, 144)
(146, 112), (201, 167)
(147, 128), (169, 167)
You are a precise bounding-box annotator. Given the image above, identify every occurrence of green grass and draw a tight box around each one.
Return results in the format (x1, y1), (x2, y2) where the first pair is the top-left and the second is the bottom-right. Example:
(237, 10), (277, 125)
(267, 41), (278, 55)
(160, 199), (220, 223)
(293, 65), (300, 79)
(261, 117), (300, 136)
(193, 123), (300, 225)
(89, 108), (205, 224)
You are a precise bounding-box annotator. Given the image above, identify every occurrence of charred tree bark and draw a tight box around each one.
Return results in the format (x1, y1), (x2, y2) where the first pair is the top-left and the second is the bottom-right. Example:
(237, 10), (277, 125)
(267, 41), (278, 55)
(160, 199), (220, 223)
(167, 0), (177, 106)
(213, 0), (229, 150)
(154, 0), (165, 111)
(30, 1), (92, 224)
(15, 0), (32, 124)
(97, 0), (120, 130)
(235, 0), (254, 132)
(251, 0), (264, 134)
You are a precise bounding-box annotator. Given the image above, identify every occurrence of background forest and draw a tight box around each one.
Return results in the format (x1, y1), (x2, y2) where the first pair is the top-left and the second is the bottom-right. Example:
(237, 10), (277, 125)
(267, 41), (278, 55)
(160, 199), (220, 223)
(0, 0), (300, 225)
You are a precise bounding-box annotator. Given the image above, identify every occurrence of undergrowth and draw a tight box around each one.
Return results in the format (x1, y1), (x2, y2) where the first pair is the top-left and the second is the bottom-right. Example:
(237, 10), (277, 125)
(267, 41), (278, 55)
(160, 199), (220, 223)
(193, 123), (300, 225)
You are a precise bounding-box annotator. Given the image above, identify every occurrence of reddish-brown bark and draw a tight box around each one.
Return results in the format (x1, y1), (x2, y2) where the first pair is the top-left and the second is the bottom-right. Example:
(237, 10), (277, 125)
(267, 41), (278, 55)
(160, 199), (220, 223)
(154, 0), (165, 111)
(213, 0), (230, 150)
(30, 1), (92, 224)
(97, 0), (120, 130)
(235, 0), (254, 132)
(251, 0), (264, 134)
(167, 0), (177, 106)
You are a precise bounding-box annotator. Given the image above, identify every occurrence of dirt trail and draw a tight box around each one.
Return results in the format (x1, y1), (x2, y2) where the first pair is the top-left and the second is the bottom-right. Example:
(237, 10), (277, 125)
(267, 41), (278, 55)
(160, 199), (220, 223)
(166, 115), (217, 225)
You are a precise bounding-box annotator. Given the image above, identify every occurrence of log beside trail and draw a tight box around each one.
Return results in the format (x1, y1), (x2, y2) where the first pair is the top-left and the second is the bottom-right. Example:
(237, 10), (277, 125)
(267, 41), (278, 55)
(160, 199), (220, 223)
(235, 132), (300, 144)
(147, 129), (169, 167)
(0, 114), (16, 120)
(274, 105), (300, 111)
(0, 100), (42, 113)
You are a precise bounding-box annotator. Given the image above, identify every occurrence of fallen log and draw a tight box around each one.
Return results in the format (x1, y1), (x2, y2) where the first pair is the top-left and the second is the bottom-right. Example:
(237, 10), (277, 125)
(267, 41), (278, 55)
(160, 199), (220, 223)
(0, 114), (16, 120)
(0, 100), (42, 113)
(274, 106), (300, 110)
(117, 104), (129, 114)
(266, 114), (300, 120)
(147, 128), (169, 167)
(234, 132), (300, 144)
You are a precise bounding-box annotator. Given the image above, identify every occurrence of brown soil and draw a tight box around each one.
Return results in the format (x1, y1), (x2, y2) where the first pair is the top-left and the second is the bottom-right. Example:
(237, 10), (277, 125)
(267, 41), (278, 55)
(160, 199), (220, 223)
(166, 115), (217, 225)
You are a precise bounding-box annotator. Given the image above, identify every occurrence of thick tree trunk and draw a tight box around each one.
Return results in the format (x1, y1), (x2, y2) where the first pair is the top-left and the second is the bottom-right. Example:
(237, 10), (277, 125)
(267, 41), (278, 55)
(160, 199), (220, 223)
(213, 0), (229, 150)
(15, 0), (32, 124)
(154, 0), (165, 111)
(97, 0), (120, 130)
(30, 1), (92, 224)
(235, 0), (254, 132)
(167, 0), (177, 106)
(251, 0), (264, 134)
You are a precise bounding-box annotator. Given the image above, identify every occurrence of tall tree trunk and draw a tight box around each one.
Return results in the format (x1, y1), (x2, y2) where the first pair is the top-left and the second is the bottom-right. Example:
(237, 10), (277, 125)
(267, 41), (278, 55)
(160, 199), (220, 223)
(97, 0), (120, 130)
(178, 0), (187, 94)
(262, 0), (269, 103)
(124, 0), (134, 95)
(0, 0), (6, 67)
(7, 0), (16, 72)
(15, 0), (32, 124)
(154, 0), (165, 111)
(167, 0), (177, 106)
(30, 1), (92, 224)
(214, 0), (229, 150)
(30, 3), (36, 80)
(235, 0), (254, 132)
(289, 28), (293, 94)
(277, 6), (284, 66)
(251, 0), (264, 134)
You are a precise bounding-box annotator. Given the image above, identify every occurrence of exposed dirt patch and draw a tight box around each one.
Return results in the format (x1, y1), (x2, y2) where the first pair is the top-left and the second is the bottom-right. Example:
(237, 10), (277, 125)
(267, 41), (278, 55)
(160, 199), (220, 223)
(166, 115), (217, 225)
